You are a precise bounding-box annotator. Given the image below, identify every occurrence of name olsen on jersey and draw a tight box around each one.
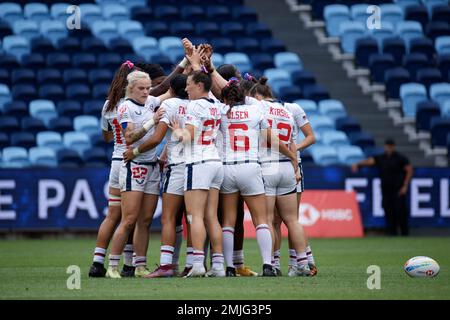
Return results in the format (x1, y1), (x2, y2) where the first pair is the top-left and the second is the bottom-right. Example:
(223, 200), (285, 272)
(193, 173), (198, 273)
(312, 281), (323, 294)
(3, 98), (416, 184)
(228, 110), (249, 120)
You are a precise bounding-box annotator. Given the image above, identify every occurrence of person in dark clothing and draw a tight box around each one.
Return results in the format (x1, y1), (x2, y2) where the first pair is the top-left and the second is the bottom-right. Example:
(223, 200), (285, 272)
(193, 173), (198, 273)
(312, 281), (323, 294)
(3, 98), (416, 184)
(351, 139), (413, 236)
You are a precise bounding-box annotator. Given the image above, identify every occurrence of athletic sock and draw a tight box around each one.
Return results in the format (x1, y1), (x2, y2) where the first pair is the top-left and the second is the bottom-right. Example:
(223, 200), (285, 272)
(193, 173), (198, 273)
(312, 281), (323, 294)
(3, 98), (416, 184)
(193, 250), (205, 267)
(273, 249), (281, 269)
(233, 250), (244, 269)
(288, 249), (297, 268)
(186, 247), (194, 268)
(160, 245), (174, 266)
(211, 253), (224, 269)
(306, 245), (315, 265)
(93, 247), (106, 265)
(256, 224), (272, 266)
(123, 244), (133, 267)
(296, 251), (308, 268)
(222, 227), (235, 267)
(134, 256), (147, 268)
(108, 254), (121, 267)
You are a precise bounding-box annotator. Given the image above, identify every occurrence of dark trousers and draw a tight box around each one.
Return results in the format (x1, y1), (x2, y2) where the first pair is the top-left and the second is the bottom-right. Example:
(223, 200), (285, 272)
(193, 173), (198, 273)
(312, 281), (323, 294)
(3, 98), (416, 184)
(382, 190), (409, 236)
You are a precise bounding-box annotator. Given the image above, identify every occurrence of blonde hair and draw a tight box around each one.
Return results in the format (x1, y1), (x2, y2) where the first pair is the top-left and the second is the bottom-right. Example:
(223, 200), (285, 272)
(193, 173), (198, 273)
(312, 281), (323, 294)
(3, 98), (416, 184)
(125, 71), (151, 98)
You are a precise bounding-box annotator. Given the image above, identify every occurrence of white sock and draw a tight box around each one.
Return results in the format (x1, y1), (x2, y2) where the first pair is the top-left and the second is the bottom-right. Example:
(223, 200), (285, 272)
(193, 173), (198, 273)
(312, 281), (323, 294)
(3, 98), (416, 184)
(233, 250), (244, 268)
(108, 254), (121, 267)
(186, 247), (194, 267)
(256, 224), (272, 266)
(173, 225), (183, 267)
(193, 250), (204, 266)
(306, 245), (315, 265)
(273, 249), (281, 269)
(297, 251), (308, 267)
(288, 249), (297, 267)
(93, 247), (106, 264)
(134, 256), (146, 268)
(160, 245), (174, 266)
(222, 227), (235, 267)
(123, 244), (133, 266)
(211, 253), (224, 269)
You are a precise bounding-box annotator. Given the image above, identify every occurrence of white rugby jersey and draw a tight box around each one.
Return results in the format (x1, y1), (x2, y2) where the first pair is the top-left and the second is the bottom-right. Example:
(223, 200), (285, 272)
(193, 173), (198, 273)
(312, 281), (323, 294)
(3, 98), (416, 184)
(160, 97), (189, 165)
(101, 99), (126, 159)
(219, 103), (269, 163)
(184, 97), (224, 164)
(285, 102), (309, 161)
(258, 99), (296, 162)
(117, 96), (161, 162)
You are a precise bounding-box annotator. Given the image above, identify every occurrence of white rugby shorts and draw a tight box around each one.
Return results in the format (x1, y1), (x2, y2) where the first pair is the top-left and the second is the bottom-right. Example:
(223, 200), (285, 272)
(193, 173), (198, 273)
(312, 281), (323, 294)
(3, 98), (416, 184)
(163, 163), (185, 196)
(261, 161), (297, 196)
(119, 160), (160, 195)
(184, 160), (224, 191)
(220, 161), (265, 196)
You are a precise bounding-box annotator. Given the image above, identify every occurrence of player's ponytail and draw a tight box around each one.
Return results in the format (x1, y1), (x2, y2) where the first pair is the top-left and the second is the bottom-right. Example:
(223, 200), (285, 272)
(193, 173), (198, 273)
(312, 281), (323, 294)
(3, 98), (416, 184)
(106, 62), (136, 112)
(221, 78), (245, 109)
(249, 76), (274, 99)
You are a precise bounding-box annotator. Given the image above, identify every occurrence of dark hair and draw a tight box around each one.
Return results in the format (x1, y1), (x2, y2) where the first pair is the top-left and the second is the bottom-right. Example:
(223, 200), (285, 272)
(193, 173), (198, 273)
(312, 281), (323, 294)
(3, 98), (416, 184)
(170, 74), (188, 99)
(221, 81), (245, 108)
(217, 64), (239, 81)
(136, 62), (165, 80)
(106, 64), (134, 112)
(249, 76), (274, 99)
(385, 138), (395, 145)
(239, 75), (257, 96)
(189, 70), (212, 92)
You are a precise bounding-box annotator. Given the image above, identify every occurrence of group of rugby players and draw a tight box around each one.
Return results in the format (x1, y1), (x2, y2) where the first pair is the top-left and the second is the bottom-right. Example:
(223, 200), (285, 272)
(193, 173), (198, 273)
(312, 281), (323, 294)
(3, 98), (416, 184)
(88, 38), (317, 279)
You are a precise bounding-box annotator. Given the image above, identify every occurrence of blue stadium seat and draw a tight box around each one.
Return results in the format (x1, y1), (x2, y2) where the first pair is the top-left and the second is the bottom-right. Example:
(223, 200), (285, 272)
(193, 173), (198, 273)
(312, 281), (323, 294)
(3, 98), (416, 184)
(0, 133), (9, 149)
(400, 82), (427, 118)
(12, 84), (37, 103)
(29, 99), (58, 126)
(336, 116), (362, 135)
(0, 84), (11, 111)
(337, 145), (365, 164)
(89, 69), (113, 85)
(72, 53), (97, 69)
(46, 52), (71, 69)
(416, 68), (443, 91)
(435, 36), (450, 55)
(235, 37), (260, 55)
(21, 116), (46, 135)
(150, 54), (172, 72)
(63, 69), (88, 85)
(159, 36), (184, 63)
(338, 21), (366, 54)
(66, 84), (91, 102)
(318, 99), (347, 120)
(1, 147), (29, 168)
(431, 5), (450, 24)
(91, 21), (117, 44)
(426, 21), (450, 43)
(324, 4), (350, 38)
(30, 37), (55, 54)
(116, 20), (144, 42)
(132, 37), (159, 61)
(48, 117), (73, 134)
(90, 132), (109, 149)
(382, 36), (406, 65)
(130, 6), (153, 23)
(207, 5), (231, 22)
(249, 53), (274, 71)
(0, 116), (20, 133)
(232, 6), (258, 21)
(246, 22), (272, 39)
(50, 3), (71, 23)
(408, 37), (435, 61)
(11, 68), (35, 86)
(274, 52), (303, 73)
(79, 4), (102, 26)
(2, 101), (27, 117)
(220, 22), (244, 39)
(37, 69), (61, 85)
(348, 131), (375, 149)
(416, 100), (441, 132)
(83, 147), (109, 167)
(10, 132), (35, 149)
(0, 3), (23, 25)
(393, 0), (420, 10)
(0, 69), (9, 87)
(430, 117), (450, 147)
(63, 131), (92, 156)
(2, 35), (30, 60)
(402, 53), (429, 79)
(92, 85), (109, 100)
(20, 53), (44, 71)
(384, 67), (411, 99)
(224, 53), (252, 72)
(83, 100), (104, 116)
(322, 130), (350, 146)
(294, 99), (318, 116)
(40, 20), (68, 46)
(73, 115), (100, 136)
(350, 3), (370, 23)
(308, 115), (335, 133)
(380, 4), (404, 26)
(12, 20), (39, 41)
(154, 5), (180, 22)
(396, 21), (423, 45)
(303, 84), (330, 102)
(103, 4), (129, 22)
(57, 100), (83, 118)
(56, 37), (81, 54)
(210, 38), (235, 55)
(0, 20), (13, 39)
(442, 100), (450, 117)
(290, 70), (316, 90)
(368, 22), (395, 48)
(57, 148), (83, 167)
(145, 21), (169, 39)
(310, 145), (339, 166)
(29, 147), (57, 167)
(81, 37), (108, 54)
(107, 38), (133, 55)
(430, 83), (450, 108)
(260, 38), (286, 54)
(355, 37), (379, 68)
(24, 3), (50, 23)
(39, 84), (65, 103)
(278, 86), (303, 102)
(211, 53), (224, 67)
(404, 5), (429, 29)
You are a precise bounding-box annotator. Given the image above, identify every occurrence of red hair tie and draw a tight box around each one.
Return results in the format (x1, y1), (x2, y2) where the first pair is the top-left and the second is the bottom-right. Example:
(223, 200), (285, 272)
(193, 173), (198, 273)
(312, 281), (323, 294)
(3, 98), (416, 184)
(122, 60), (134, 69)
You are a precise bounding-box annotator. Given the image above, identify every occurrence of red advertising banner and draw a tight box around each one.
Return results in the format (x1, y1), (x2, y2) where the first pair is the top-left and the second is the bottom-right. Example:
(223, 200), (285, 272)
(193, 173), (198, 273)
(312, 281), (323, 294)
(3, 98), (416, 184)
(243, 190), (364, 238)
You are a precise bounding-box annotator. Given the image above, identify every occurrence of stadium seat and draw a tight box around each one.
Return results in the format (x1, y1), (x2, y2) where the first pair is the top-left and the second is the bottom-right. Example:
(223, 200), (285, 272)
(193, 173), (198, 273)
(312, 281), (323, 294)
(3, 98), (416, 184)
(154, 5), (180, 22)
(2, 35), (30, 60)
(21, 53), (45, 71)
(308, 115), (335, 133)
(10, 132), (35, 149)
(402, 53), (429, 79)
(426, 21), (450, 42)
(235, 38), (260, 55)
(0, 133), (9, 149)
(39, 84), (65, 103)
(50, 3), (71, 23)
(83, 100), (104, 116)
(210, 38), (235, 55)
(225, 53), (252, 73)
(89, 69), (113, 85)
(83, 147), (109, 167)
(30, 37), (54, 54)
(278, 86), (303, 102)
(63, 131), (92, 156)
(29, 99), (58, 126)
(363, 146), (384, 158)
(11, 68), (35, 86)
(132, 37), (159, 62)
(263, 69), (291, 94)
(404, 5), (429, 29)
(338, 21), (366, 54)
(260, 39), (286, 54)
(92, 85), (109, 100)
(48, 117), (73, 134)
(408, 37), (435, 61)
(0, 3), (23, 25)
(303, 84), (330, 102)
(442, 101), (450, 118)
(170, 22), (195, 38)
(103, 4), (129, 22)
(28, 147), (57, 167)
(246, 22), (272, 39)
(98, 53), (122, 70)
(415, 100), (441, 132)
(40, 20), (68, 46)
(12, 84), (37, 103)
(310, 145), (339, 166)
(380, 4), (404, 26)
(0, 54), (20, 72)
(324, 4), (350, 38)
(430, 117), (450, 147)
(435, 36), (450, 55)
(249, 53), (274, 71)
(63, 69), (88, 86)
(0, 69), (10, 87)
(73, 115), (100, 136)
(1, 147), (29, 168)
(416, 68), (443, 91)
(399, 83), (427, 118)
(57, 100), (83, 118)
(91, 21), (117, 44)
(382, 37), (406, 65)
(57, 148), (83, 167)
(348, 131), (376, 149)
(318, 99), (347, 120)
(159, 36), (184, 63)
(294, 99), (318, 116)
(291, 70), (316, 91)
(12, 20), (39, 41)
(81, 37), (108, 54)
(0, 84), (12, 110)
(0, 116), (20, 134)
(396, 21), (423, 45)
(130, 6), (153, 23)
(36, 68), (61, 85)
(274, 52), (303, 73)
(368, 22), (395, 48)
(2, 101), (27, 117)
(322, 130), (350, 146)
(430, 83), (450, 108)
(46, 53), (71, 69)
(206, 5), (231, 22)
(431, 5), (450, 24)
(78, 4), (102, 26)
(337, 145), (365, 164)
(355, 37), (379, 68)
(145, 21), (169, 39)
(232, 6), (258, 22)
(0, 20), (13, 39)
(384, 67), (411, 99)
(181, 5), (206, 21)
(369, 53), (396, 83)
(335, 116), (362, 135)
(66, 84), (91, 102)
(21, 116), (46, 135)
(24, 3), (50, 22)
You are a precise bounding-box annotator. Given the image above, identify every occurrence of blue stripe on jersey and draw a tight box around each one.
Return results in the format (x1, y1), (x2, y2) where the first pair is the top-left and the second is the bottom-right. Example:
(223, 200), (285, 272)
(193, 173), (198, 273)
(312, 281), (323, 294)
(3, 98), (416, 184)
(163, 167), (172, 193)
(186, 164), (193, 191)
(126, 161), (132, 191)
(121, 122), (128, 130)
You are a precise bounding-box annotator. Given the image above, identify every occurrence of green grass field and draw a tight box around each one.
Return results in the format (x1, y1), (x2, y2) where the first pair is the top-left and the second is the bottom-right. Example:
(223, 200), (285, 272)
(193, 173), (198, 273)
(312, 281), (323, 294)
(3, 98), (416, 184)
(0, 236), (449, 300)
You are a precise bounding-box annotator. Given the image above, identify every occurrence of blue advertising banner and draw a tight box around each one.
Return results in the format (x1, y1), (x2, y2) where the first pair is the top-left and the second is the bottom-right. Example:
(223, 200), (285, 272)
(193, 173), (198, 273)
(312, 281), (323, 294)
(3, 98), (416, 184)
(0, 166), (449, 230)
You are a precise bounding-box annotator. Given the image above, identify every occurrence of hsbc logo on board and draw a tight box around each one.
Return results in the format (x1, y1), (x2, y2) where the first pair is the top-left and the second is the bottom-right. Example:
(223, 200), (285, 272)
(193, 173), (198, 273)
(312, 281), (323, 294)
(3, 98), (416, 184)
(299, 203), (354, 226)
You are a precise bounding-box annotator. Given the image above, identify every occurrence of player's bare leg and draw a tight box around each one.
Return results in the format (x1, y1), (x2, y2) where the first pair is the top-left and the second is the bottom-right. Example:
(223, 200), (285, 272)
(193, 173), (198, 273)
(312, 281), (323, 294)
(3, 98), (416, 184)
(272, 207), (283, 276)
(221, 192), (239, 276)
(265, 194), (278, 276)
(180, 219), (194, 277)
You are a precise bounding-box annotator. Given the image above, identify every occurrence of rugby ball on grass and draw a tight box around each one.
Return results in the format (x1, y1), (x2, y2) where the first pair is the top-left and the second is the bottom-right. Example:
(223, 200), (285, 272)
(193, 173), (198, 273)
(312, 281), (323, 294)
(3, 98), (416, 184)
(404, 256), (439, 278)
